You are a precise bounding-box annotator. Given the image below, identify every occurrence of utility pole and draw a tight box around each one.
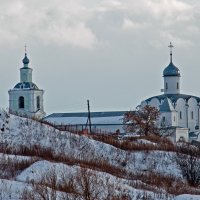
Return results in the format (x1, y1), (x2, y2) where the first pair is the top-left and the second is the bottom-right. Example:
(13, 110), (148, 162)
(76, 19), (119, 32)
(85, 99), (92, 134)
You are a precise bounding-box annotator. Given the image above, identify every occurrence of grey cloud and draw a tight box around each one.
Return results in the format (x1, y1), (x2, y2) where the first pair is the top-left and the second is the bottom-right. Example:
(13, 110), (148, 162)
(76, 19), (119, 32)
(0, 0), (199, 49)
(1, 0), (200, 114)
(0, 0), (99, 48)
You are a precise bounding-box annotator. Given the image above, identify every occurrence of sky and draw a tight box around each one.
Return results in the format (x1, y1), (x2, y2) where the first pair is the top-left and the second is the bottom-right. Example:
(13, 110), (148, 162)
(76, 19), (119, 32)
(1, 0), (200, 115)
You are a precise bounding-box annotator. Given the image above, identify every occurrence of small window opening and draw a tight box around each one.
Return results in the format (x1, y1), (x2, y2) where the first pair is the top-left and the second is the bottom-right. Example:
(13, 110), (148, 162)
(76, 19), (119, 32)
(166, 83), (168, 90)
(37, 96), (40, 109)
(177, 82), (179, 89)
(180, 111), (182, 119)
(191, 111), (194, 120)
(19, 96), (24, 109)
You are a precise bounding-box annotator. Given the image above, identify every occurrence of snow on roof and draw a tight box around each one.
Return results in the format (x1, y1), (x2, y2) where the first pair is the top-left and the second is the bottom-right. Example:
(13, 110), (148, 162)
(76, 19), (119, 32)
(44, 111), (126, 125)
(46, 111), (126, 118)
(44, 116), (124, 125)
(159, 98), (175, 112)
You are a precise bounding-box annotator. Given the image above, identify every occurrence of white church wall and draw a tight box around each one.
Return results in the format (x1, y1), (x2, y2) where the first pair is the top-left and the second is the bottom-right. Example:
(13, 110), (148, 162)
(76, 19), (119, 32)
(149, 98), (160, 109)
(140, 101), (147, 108)
(164, 76), (180, 94)
(160, 112), (172, 127)
(175, 98), (187, 129)
(33, 90), (45, 111)
(188, 98), (198, 132)
(9, 90), (32, 113)
(172, 111), (178, 127)
(20, 68), (33, 82)
(160, 111), (178, 127)
(9, 89), (45, 117)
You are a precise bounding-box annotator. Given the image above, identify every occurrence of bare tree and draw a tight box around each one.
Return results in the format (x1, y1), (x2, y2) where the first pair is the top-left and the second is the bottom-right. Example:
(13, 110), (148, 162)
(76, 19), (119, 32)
(123, 105), (160, 136)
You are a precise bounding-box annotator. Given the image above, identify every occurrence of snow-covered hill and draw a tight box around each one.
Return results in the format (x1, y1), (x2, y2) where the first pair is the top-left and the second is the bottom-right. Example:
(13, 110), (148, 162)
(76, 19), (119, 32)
(0, 110), (199, 200)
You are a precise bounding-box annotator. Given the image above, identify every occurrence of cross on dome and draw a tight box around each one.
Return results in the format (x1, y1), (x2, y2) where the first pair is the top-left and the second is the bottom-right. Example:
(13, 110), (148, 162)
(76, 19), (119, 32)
(163, 42), (180, 77)
(24, 44), (27, 54)
(22, 44), (30, 65)
(168, 42), (174, 63)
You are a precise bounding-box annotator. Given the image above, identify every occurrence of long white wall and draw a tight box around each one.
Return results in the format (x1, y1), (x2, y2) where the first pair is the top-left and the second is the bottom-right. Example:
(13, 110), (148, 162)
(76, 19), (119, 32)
(141, 97), (200, 132)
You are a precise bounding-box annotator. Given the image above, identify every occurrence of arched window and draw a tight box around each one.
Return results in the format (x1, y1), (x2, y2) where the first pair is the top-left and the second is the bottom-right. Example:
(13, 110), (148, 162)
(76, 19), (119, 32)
(19, 96), (24, 109)
(37, 96), (40, 109)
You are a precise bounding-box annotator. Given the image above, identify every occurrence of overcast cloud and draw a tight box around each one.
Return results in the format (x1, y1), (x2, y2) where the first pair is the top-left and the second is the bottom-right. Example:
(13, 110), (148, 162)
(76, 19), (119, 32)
(0, 0), (199, 48)
(1, 0), (200, 114)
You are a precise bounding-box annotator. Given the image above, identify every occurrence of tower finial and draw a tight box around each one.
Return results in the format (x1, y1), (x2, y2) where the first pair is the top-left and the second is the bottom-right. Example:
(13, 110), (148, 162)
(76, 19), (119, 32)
(24, 44), (27, 55)
(168, 42), (174, 63)
(22, 44), (30, 65)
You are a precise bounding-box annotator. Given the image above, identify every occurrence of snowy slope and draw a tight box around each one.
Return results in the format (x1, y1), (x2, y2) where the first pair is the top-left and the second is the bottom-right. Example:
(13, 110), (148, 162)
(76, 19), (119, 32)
(0, 113), (182, 178)
(0, 111), (199, 199)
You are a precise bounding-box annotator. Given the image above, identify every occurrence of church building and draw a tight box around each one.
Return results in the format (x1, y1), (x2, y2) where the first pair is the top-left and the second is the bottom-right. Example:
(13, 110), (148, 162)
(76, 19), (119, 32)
(140, 43), (200, 135)
(8, 52), (45, 119)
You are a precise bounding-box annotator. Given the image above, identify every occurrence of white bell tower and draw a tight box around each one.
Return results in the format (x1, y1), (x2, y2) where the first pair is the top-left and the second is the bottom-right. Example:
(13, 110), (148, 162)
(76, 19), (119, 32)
(163, 42), (180, 95)
(8, 47), (45, 119)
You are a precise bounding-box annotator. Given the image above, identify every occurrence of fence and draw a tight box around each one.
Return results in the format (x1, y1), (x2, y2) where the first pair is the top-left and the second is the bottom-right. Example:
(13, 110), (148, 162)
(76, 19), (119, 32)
(53, 123), (125, 135)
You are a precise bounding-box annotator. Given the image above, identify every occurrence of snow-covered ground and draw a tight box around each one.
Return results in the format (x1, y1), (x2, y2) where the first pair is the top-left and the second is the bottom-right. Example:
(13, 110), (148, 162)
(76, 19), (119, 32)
(0, 110), (199, 199)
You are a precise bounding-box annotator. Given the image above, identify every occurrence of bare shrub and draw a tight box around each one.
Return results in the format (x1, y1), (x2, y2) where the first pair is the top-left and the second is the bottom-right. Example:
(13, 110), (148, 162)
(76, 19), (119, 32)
(76, 168), (104, 200)
(59, 172), (78, 194)
(91, 133), (176, 153)
(21, 169), (58, 200)
(110, 194), (132, 200)
(0, 180), (12, 200)
(176, 144), (200, 187)
(0, 155), (38, 179)
(75, 168), (122, 200)
(21, 183), (54, 200)
(21, 167), (117, 200)
(21, 187), (35, 200)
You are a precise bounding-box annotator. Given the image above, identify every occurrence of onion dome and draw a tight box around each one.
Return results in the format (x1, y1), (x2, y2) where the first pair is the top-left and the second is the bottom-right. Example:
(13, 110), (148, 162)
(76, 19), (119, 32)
(163, 62), (180, 77)
(22, 53), (30, 65)
(163, 42), (180, 77)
